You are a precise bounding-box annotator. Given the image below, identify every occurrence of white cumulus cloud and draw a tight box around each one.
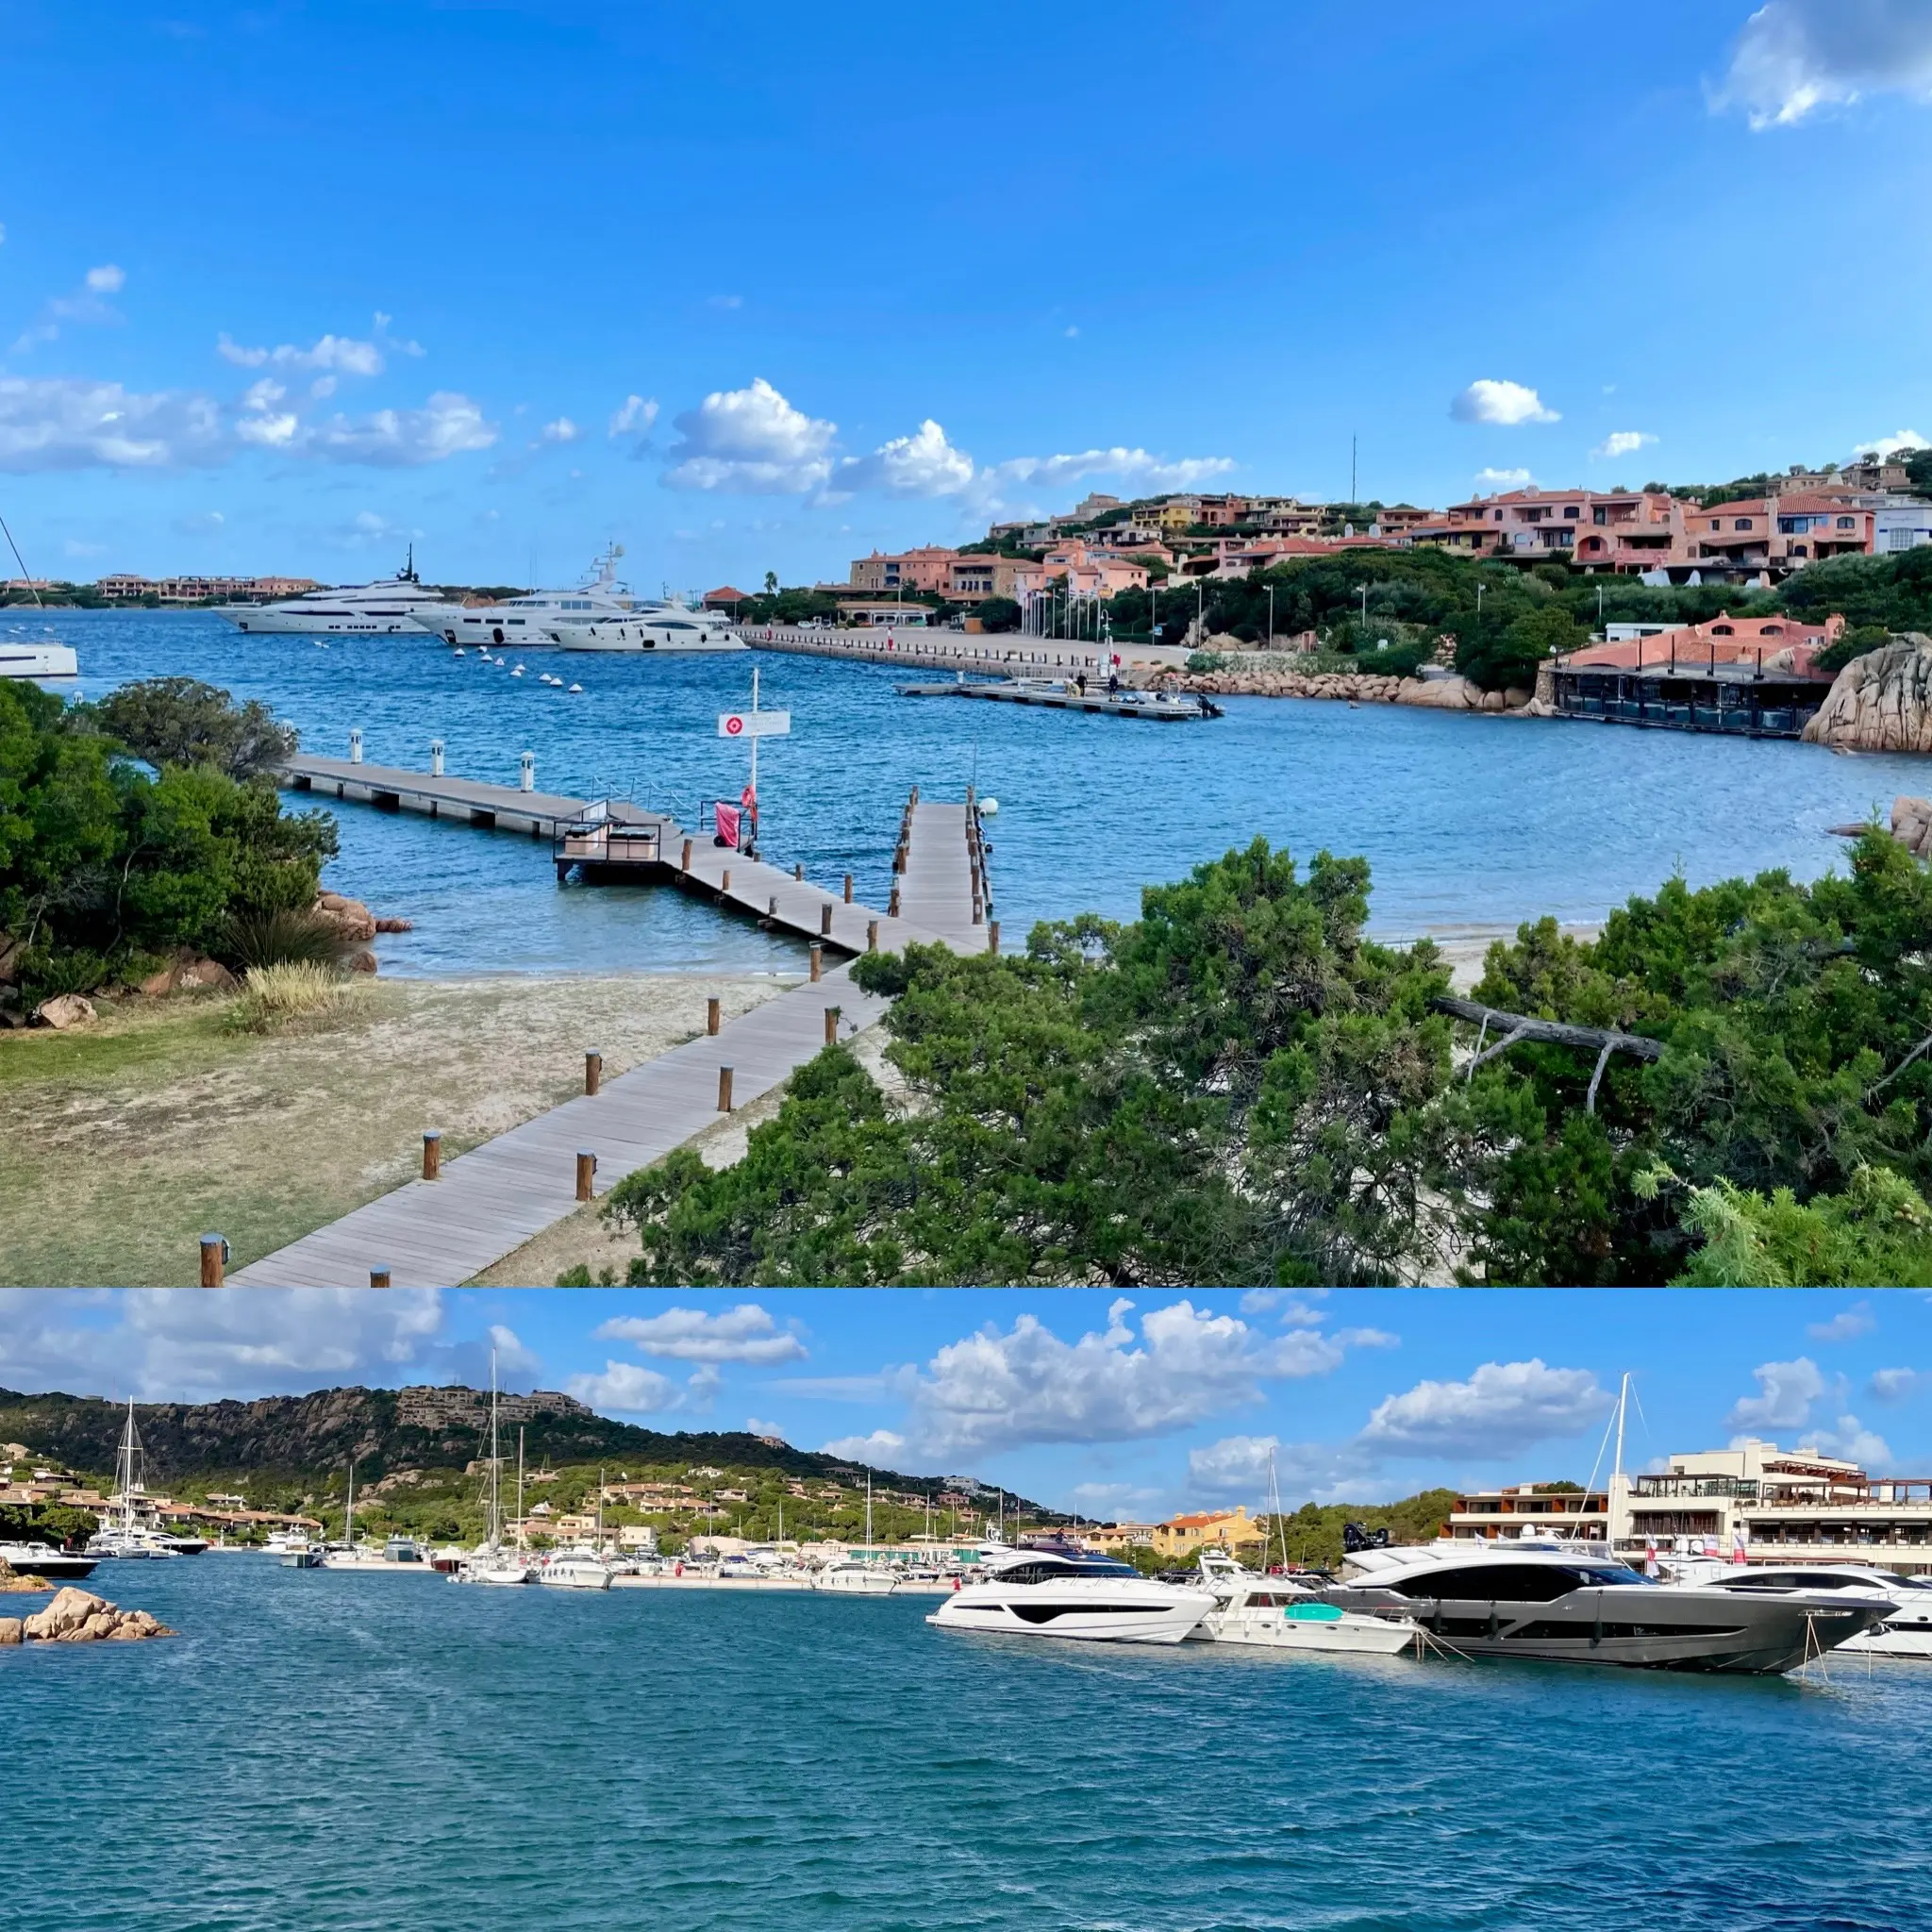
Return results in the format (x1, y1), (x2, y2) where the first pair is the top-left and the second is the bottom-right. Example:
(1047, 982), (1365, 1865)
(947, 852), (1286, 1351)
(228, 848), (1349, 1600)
(1853, 428), (1928, 459)
(1360, 1358), (1611, 1457)
(1451, 379), (1559, 426)
(1727, 1356), (1826, 1432)
(538, 416), (580, 444)
(833, 418), (977, 499)
(84, 263), (125, 294)
(1807, 1301), (1875, 1342)
(663, 376), (837, 492)
(594, 1304), (807, 1365)
(565, 1361), (686, 1413)
(1870, 1368), (1925, 1403)
(1592, 430), (1657, 461)
(0, 375), (225, 471)
(819, 1428), (909, 1466)
(1473, 467), (1533, 491)
(13, 266), (129, 352)
(1721, 0), (1932, 128)
(217, 329), (385, 376)
(1810, 1413), (1892, 1466)
(608, 393), (658, 439)
(984, 446), (1235, 494)
(1187, 1433), (1281, 1499)
(301, 391), (497, 466)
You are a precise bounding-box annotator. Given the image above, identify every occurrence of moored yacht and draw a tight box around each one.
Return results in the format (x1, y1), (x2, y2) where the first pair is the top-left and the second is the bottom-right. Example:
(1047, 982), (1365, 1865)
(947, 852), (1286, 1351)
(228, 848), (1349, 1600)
(552, 608), (744, 653)
(217, 550), (454, 636)
(1659, 1561), (1932, 1660)
(0, 1541), (99, 1582)
(929, 1549), (1215, 1645)
(86, 1399), (178, 1559)
(0, 640), (77, 679)
(1321, 1540), (1889, 1674)
(451, 1347), (538, 1587)
(413, 544), (638, 647)
(1191, 1550), (1418, 1657)
(539, 1547), (613, 1591)
(814, 1560), (902, 1595)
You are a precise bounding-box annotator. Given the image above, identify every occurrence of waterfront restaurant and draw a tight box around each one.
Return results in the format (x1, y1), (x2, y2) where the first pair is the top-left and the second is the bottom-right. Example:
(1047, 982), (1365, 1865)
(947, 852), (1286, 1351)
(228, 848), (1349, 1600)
(1609, 1440), (1932, 1576)
(1444, 1482), (1609, 1542)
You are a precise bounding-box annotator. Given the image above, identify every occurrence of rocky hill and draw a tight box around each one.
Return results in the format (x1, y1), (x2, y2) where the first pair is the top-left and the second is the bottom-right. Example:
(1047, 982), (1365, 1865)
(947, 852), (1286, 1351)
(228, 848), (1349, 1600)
(1803, 634), (1932, 753)
(0, 1384), (996, 1500)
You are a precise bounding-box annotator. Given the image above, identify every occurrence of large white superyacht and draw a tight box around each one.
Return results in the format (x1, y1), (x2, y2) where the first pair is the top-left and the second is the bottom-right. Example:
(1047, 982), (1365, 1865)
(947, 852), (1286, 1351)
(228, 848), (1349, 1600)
(929, 1548), (1215, 1644)
(412, 544), (641, 647)
(217, 550), (455, 636)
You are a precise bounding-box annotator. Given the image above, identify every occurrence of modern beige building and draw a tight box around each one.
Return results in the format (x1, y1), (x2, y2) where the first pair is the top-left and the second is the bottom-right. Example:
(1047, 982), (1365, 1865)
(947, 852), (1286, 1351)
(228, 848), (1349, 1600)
(1445, 1482), (1608, 1542)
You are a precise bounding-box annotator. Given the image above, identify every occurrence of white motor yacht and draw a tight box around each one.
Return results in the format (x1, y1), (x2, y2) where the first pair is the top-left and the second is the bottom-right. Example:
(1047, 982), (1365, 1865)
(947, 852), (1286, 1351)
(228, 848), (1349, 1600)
(413, 545), (638, 648)
(1191, 1553), (1418, 1657)
(0, 1541), (99, 1582)
(539, 1547), (614, 1591)
(814, 1560), (902, 1595)
(1324, 1540), (1890, 1674)
(929, 1550), (1214, 1645)
(552, 608), (745, 653)
(217, 550), (454, 636)
(0, 640), (77, 679)
(1660, 1561), (1932, 1659)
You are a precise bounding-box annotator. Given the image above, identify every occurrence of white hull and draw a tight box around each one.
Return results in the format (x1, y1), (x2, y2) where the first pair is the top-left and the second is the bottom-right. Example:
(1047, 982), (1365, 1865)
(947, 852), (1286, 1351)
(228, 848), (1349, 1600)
(456, 1562), (537, 1586)
(931, 1583), (1214, 1645)
(219, 607), (447, 636)
(0, 643), (77, 678)
(554, 620), (745, 654)
(815, 1569), (902, 1595)
(1202, 1607), (1418, 1656)
(1842, 1624), (1932, 1658)
(540, 1569), (613, 1591)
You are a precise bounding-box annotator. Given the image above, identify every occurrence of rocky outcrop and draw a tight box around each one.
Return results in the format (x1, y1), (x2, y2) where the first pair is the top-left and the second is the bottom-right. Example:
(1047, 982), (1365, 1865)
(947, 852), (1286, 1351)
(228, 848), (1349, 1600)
(1891, 796), (1932, 858)
(32, 992), (96, 1029)
(13, 1586), (174, 1643)
(0, 1555), (50, 1591)
(1802, 636), (1932, 754)
(136, 953), (237, 996)
(314, 891), (377, 942)
(1160, 665), (1536, 714)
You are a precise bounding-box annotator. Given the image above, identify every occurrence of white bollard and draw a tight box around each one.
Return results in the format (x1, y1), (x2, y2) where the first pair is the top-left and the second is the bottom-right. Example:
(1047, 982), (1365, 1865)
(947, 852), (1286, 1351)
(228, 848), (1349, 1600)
(430, 739), (445, 776)
(349, 727), (363, 765)
(519, 750), (536, 794)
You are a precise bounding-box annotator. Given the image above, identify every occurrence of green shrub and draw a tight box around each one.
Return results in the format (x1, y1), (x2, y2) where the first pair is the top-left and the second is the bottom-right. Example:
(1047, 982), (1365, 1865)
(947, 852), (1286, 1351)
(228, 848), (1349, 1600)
(223, 906), (352, 971)
(225, 960), (353, 1033)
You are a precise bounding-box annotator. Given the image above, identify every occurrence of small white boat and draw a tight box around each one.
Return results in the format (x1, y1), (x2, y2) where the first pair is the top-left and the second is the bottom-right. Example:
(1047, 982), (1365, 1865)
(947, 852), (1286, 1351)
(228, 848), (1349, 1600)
(930, 1549), (1213, 1644)
(0, 641), (77, 679)
(815, 1561), (901, 1594)
(1196, 1555), (1418, 1657)
(539, 1547), (613, 1591)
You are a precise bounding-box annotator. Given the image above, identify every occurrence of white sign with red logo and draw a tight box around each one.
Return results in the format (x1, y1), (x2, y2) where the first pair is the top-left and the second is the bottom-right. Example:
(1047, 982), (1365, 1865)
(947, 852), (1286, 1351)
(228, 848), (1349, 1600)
(718, 709), (791, 740)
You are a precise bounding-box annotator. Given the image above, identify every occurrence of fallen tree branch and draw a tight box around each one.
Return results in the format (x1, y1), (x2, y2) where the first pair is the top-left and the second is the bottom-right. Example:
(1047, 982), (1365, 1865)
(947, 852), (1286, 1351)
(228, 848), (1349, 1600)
(1434, 996), (1664, 1109)
(1870, 1031), (1932, 1099)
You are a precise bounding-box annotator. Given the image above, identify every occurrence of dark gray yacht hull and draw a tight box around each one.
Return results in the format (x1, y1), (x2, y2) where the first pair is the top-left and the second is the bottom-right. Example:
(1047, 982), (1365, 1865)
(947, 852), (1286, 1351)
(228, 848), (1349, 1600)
(1320, 1585), (1886, 1674)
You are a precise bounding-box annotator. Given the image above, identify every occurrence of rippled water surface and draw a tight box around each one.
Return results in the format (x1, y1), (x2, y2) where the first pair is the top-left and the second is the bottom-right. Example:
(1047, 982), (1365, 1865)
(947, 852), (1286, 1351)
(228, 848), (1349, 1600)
(38, 608), (1930, 974)
(6, 1558), (1931, 1932)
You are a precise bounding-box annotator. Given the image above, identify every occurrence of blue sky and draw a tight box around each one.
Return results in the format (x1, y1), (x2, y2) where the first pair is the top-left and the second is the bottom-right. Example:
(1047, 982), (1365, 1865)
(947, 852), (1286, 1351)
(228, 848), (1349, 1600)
(5, 2), (1932, 591)
(5, 1288), (1928, 1516)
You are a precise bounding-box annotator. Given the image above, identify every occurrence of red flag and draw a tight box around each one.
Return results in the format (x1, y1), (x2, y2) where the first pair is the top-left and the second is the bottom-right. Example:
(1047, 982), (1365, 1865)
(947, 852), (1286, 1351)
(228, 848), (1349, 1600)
(714, 800), (741, 848)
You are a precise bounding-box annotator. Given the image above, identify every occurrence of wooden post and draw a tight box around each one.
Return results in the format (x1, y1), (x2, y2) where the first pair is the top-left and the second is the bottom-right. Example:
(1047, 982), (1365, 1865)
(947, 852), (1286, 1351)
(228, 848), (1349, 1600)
(794, 863), (804, 880)
(867, 919), (878, 952)
(707, 996), (721, 1035)
(768, 893), (779, 918)
(824, 1005), (840, 1045)
(809, 942), (823, 982)
(575, 1150), (596, 1201)
(369, 1268), (391, 1288)
(821, 902), (833, 937)
(889, 883), (901, 917)
(721, 869), (731, 892)
(584, 1051), (602, 1097)
(717, 1065), (734, 1112)
(843, 874), (854, 903)
(681, 837), (692, 872)
(422, 1130), (441, 1180)
(989, 921), (1001, 956)
(199, 1234), (225, 1288)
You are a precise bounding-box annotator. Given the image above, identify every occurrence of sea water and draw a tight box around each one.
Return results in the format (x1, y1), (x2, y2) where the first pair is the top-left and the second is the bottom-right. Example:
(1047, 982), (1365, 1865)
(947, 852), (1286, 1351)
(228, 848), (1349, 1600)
(4, 1557), (1927, 1932)
(44, 609), (1930, 976)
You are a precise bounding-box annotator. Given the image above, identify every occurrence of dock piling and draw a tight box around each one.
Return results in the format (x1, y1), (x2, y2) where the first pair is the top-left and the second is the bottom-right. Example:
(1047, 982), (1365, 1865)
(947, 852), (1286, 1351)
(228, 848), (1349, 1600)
(681, 837), (692, 873)
(584, 1051), (602, 1097)
(820, 902), (832, 937)
(809, 942), (823, 982)
(721, 868), (731, 892)
(717, 1066), (734, 1112)
(369, 1268), (391, 1288)
(199, 1233), (226, 1288)
(824, 1005), (840, 1045)
(707, 996), (721, 1036)
(867, 919), (878, 952)
(793, 863), (804, 880)
(423, 1131), (441, 1180)
(989, 921), (1001, 956)
(843, 874), (853, 904)
(575, 1150), (597, 1201)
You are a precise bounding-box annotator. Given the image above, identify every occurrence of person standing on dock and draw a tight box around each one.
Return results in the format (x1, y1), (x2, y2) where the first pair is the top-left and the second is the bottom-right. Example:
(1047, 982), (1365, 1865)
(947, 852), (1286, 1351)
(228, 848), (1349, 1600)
(740, 779), (759, 856)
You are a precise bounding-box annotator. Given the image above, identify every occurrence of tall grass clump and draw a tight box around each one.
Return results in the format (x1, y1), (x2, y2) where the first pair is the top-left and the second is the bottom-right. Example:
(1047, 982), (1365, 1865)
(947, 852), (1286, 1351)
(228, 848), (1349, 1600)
(223, 907), (351, 972)
(225, 961), (352, 1033)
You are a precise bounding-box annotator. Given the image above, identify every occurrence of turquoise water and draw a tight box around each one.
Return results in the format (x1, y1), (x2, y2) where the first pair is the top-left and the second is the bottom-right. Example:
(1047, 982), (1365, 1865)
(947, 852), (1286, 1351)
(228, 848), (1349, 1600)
(40, 608), (1930, 975)
(5, 1557), (1928, 1931)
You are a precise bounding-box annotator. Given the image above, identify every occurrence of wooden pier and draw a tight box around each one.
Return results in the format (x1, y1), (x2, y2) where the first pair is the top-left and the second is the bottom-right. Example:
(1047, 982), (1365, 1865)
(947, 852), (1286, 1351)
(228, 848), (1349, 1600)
(229, 762), (995, 1286)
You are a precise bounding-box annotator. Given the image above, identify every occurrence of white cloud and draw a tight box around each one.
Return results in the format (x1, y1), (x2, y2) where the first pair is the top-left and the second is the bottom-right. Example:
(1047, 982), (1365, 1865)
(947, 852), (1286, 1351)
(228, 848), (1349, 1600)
(216, 330), (385, 375)
(984, 446), (1235, 494)
(84, 263), (125, 294)
(1810, 1413), (1892, 1466)
(608, 393), (658, 439)
(1854, 428), (1928, 459)
(898, 1298), (1349, 1460)
(1188, 1433), (1280, 1499)
(302, 391), (496, 466)
(743, 1417), (786, 1441)
(594, 1304), (807, 1365)
(663, 376), (837, 493)
(0, 1287), (442, 1400)
(1473, 467), (1533, 491)
(819, 1428), (908, 1465)
(1721, 0), (1932, 128)
(1870, 1368), (1925, 1403)
(1360, 1358), (1612, 1457)
(565, 1361), (685, 1413)
(487, 1323), (541, 1380)
(1727, 1356), (1826, 1432)
(538, 416), (580, 444)
(1451, 379), (1560, 426)
(1807, 1301), (1876, 1342)
(833, 418), (976, 499)
(13, 266), (129, 351)
(1591, 430), (1657, 461)
(235, 375), (298, 449)
(0, 375), (225, 471)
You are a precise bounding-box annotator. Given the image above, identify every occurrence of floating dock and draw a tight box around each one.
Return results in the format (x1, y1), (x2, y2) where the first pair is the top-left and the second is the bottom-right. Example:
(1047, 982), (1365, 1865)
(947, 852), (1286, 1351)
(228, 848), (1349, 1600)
(895, 678), (1222, 721)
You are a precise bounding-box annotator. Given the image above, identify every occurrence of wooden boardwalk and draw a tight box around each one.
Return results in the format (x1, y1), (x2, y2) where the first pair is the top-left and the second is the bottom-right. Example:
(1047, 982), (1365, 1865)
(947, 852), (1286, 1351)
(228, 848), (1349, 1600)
(230, 778), (990, 1287)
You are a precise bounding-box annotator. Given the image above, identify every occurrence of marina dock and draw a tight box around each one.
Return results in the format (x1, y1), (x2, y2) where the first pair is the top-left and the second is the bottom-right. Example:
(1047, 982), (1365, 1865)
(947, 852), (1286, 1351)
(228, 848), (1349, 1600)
(232, 765), (994, 1286)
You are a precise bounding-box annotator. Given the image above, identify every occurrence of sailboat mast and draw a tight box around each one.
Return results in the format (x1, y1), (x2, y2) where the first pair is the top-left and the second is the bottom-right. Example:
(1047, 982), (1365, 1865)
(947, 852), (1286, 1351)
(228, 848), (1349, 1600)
(345, 1458), (356, 1547)
(488, 1348), (502, 1548)
(119, 1398), (139, 1537)
(517, 1426), (525, 1552)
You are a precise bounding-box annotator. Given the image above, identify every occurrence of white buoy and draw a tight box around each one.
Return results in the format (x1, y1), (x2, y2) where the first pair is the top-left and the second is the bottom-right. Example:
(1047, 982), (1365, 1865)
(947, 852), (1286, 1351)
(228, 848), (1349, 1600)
(511, 666), (525, 678)
(454, 647), (465, 658)
(568, 683), (583, 693)
(981, 796), (999, 816)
